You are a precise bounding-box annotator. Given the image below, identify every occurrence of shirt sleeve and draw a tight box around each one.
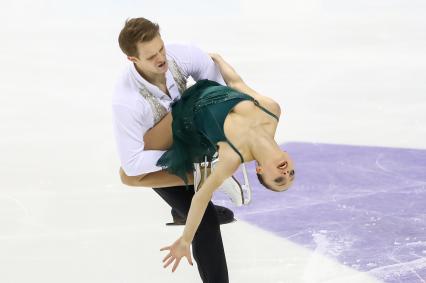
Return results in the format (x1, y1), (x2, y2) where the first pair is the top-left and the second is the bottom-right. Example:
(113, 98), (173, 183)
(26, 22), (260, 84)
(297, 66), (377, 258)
(112, 103), (165, 176)
(169, 44), (226, 85)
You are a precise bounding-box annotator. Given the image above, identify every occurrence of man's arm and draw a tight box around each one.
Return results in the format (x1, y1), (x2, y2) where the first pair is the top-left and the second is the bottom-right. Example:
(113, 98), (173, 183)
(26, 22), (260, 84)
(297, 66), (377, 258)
(113, 104), (191, 188)
(112, 103), (165, 176)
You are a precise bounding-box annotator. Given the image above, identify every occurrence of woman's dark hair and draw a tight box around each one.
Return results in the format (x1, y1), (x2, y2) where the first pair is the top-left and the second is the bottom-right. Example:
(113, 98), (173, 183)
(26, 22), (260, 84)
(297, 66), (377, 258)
(256, 173), (275, 191)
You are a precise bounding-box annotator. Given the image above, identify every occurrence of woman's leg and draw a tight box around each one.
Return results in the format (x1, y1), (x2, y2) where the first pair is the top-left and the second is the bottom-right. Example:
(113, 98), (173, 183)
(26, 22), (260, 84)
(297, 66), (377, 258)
(143, 112), (173, 151)
(119, 167), (194, 188)
(153, 185), (229, 283)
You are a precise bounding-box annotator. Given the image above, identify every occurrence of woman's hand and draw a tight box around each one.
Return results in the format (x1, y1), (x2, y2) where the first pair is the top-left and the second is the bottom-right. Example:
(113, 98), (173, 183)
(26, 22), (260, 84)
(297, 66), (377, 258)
(160, 236), (193, 272)
(208, 52), (222, 62)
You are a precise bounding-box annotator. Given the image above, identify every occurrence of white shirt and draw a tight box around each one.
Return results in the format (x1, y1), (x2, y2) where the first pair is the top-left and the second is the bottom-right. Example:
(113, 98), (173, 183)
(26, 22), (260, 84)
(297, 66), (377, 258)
(112, 44), (225, 176)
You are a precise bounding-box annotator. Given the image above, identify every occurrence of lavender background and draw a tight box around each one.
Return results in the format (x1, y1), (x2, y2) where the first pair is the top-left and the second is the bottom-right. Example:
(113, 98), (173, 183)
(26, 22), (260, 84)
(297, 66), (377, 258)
(214, 142), (426, 282)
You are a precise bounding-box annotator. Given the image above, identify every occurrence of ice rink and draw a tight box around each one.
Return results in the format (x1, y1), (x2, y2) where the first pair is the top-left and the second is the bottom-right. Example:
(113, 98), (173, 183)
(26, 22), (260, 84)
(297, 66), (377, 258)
(1, 0), (425, 282)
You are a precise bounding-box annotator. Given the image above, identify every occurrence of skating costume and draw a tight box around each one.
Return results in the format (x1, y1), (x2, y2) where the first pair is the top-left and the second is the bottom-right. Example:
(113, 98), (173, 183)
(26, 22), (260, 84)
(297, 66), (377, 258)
(156, 79), (279, 184)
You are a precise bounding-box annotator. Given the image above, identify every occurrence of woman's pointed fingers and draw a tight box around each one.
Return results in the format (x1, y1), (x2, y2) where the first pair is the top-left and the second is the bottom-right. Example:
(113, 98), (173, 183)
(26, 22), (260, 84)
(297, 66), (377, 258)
(162, 252), (172, 263)
(186, 254), (193, 266)
(160, 246), (170, 252)
(163, 257), (174, 268)
(172, 257), (181, 272)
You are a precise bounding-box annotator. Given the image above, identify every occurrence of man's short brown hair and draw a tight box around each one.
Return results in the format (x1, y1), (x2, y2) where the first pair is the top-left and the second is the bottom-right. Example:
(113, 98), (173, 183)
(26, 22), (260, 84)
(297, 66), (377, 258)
(118, 17), (160, 57)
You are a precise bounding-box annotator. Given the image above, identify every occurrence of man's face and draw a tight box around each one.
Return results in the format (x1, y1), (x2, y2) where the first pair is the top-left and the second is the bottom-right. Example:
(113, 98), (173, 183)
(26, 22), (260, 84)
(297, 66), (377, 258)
(129, 34), (168, 76)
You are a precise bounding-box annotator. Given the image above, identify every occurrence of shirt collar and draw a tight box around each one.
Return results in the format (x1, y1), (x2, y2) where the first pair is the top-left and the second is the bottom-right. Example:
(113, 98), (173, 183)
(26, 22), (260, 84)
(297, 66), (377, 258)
(129, 60), (178, 101)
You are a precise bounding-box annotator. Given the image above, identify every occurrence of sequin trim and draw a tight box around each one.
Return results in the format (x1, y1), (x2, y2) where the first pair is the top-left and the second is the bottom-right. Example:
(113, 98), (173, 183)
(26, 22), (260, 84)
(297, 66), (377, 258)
(136, 59), (187, 124)
(168, 59), (187, 95)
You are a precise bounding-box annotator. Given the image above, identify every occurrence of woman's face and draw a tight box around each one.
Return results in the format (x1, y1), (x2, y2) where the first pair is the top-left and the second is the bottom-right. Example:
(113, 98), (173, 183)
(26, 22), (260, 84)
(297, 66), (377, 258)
(258, 151), (295, 192)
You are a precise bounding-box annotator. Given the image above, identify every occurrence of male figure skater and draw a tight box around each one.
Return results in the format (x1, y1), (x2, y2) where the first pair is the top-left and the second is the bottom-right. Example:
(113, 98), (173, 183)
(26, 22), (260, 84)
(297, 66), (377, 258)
(112, 17), (241, 282)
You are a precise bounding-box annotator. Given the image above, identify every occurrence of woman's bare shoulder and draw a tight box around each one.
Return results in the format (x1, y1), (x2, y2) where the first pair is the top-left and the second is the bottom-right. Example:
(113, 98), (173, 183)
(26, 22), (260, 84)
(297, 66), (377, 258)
(217, 142), (244, 167)
(230, 82), (281, 117)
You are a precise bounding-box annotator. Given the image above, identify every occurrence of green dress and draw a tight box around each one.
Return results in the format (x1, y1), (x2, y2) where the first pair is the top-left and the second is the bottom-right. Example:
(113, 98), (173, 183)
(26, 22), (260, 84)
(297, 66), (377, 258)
(156, 79), (278, 184)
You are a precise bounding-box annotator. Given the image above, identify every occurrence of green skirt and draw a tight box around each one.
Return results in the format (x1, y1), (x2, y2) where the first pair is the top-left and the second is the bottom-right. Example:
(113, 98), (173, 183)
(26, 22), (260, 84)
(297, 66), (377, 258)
(156, 80), (251, 184)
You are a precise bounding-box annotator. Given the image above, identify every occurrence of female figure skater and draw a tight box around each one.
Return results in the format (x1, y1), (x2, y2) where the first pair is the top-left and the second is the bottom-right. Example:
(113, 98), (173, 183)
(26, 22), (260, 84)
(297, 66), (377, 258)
(145, 54), (295, 272)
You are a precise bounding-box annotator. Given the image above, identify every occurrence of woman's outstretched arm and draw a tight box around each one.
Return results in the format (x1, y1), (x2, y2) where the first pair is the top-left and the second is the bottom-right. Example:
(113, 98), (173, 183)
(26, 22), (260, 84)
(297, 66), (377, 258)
(209, 53), (244, 88)
(160, 146), (241, 271)
(209, 53), (281, 117)
(181, 153), (240, 243)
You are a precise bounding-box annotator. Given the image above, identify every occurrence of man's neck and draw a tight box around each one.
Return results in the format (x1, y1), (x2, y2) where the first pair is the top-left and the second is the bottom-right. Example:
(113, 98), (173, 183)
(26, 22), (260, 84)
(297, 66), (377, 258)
(135, 64), (166, 87)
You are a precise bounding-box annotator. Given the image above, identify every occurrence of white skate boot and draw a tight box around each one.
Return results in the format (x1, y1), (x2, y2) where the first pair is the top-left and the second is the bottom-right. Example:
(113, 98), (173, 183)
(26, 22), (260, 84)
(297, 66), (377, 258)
(211, 158), (247, 207)
(193, 157), (246, 206)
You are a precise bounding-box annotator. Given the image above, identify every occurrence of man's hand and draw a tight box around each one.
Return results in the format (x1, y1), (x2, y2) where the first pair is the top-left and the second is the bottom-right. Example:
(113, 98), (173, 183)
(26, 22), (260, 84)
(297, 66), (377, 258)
(160, 236), (193, 272)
